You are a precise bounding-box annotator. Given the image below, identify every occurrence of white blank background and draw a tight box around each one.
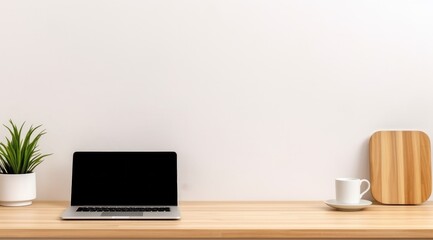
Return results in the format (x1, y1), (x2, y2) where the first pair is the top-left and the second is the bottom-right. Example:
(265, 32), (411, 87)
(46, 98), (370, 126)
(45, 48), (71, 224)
(1, 0), (432, 201)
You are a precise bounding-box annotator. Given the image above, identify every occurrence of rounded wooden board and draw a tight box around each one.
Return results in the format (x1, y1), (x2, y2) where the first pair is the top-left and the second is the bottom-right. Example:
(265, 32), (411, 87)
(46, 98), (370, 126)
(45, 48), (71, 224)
(369, 131), (431, 204)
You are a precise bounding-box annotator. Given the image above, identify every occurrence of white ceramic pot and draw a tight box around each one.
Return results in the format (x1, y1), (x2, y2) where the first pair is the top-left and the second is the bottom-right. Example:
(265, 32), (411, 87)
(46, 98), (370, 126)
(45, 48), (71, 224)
(0, 172), (36, 206)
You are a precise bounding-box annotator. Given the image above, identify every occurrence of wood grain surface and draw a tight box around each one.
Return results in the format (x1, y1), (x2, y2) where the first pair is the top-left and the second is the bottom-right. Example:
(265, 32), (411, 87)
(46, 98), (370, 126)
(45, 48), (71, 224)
(2, 201), (433, 238)
(370, 131), (432, 204)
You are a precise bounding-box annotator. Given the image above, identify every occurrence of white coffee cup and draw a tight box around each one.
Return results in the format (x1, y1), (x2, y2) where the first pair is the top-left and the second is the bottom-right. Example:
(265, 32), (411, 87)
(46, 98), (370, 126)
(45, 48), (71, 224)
(335, 178), (370, 204)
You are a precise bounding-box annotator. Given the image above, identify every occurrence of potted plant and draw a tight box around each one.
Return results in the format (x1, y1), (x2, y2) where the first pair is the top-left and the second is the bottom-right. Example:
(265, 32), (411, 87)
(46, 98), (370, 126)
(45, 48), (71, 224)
(0, 120), (51, 206)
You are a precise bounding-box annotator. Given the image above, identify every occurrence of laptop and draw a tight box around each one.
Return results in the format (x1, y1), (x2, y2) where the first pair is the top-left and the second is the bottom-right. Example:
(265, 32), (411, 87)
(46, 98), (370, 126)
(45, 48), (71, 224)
(61, 151), (181, 220)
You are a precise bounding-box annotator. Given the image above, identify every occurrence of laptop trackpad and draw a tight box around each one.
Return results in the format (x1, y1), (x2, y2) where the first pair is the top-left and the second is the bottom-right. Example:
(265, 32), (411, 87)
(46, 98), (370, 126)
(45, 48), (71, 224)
(101, 212), (143, 217)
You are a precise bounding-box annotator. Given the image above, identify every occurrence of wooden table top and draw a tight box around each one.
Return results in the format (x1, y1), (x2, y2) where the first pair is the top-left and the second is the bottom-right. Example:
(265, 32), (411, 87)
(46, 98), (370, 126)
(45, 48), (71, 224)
(1, 201), (433, 239)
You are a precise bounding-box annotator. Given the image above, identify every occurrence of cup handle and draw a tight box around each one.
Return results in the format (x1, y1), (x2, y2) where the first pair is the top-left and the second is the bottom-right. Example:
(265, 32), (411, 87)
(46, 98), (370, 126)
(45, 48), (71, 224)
(360, 179), (371, 198)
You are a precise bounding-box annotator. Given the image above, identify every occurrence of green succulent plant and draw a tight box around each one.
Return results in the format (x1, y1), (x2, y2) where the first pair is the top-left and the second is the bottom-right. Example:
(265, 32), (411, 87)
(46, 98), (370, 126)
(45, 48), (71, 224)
(0, 120), (51, 174)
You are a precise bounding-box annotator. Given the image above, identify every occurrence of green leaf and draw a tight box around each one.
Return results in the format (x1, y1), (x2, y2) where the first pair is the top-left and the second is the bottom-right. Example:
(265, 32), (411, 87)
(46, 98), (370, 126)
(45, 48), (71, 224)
(0, 120), (51, 174)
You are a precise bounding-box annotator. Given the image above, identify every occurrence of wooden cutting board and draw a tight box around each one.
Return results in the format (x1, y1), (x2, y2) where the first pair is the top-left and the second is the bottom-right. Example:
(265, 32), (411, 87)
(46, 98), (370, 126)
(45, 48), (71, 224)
(369, 131), (432, 204)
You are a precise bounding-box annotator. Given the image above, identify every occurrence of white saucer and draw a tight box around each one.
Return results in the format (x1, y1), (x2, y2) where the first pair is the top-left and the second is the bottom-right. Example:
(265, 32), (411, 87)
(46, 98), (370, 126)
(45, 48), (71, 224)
(324, 199), (372, 211)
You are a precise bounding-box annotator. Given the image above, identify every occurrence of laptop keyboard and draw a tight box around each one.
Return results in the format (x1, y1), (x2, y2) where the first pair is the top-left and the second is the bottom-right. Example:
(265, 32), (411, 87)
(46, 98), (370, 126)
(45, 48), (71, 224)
(76, 207), (171, 212)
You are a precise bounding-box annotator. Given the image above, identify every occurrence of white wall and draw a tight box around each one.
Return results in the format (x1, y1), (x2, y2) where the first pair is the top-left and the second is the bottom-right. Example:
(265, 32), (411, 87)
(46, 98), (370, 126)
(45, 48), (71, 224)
(1, 0), (433, 201)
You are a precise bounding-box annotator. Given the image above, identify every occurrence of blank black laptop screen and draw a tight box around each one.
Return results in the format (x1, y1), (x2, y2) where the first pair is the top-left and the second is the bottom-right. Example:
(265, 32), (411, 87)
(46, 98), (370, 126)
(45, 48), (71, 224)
(71, 152), (177, 206)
